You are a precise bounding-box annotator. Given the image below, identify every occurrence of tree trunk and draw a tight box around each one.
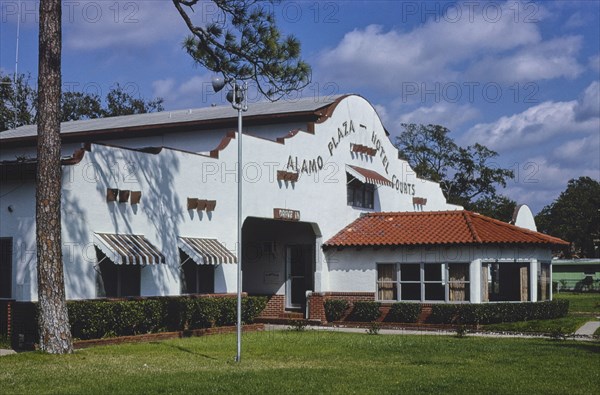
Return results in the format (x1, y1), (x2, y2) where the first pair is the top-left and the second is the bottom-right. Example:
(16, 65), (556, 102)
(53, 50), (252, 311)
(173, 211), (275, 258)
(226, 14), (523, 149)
(36, 0), (73, 354)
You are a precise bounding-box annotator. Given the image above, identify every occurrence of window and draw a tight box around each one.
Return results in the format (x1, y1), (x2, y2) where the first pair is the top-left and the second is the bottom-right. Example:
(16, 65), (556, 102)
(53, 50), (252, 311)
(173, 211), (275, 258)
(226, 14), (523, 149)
(377, 264), (397, 301)
(181, 263), (215, 294)
(377, 263), (470, 302)
(400, 263), (420, 301)
(180, 251), (215, 294)
(448, 263), (470, 302)
(424, 263), (445, 301)
(96, 249), (141, 298)
(537, 262), (551, 301)
(347, 174), (374, 209)
(485, 261), (530, 302)
(0, 238), (12, 299)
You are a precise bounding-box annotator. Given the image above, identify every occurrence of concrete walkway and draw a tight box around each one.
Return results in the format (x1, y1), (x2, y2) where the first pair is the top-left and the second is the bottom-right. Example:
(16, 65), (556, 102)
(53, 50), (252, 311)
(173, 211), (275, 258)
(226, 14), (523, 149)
(265, 323), (599, 341)
(0, 349), (16, 357)
(575, 320), (600, 336)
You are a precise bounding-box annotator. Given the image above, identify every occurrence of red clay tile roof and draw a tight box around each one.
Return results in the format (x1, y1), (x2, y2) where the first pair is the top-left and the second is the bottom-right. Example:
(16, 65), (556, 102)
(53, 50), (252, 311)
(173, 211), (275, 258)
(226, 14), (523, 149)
(324, 210), (569, 248)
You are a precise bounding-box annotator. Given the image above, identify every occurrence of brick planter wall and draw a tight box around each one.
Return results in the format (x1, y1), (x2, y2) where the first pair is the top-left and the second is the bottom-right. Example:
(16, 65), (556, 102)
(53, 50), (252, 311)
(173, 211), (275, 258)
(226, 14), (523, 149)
(257, 294), (285, 318)
(307, 293), (437, 324)
(307, 292), (376, 323)
(0, 300), (13, 339)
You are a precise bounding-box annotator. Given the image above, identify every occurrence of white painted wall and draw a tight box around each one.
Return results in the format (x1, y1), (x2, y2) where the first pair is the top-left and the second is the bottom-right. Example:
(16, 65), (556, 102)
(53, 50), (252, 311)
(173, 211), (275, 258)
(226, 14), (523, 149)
(0, 180), (37, 300)
(324, 245), (552, 302)
(5, 95), (535, 302)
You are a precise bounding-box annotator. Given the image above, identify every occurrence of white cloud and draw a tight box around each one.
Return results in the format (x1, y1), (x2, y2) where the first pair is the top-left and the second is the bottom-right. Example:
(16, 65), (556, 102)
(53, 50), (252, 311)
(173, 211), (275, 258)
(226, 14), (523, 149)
(152, 74), (217, 109)
(461, 81), (600, 211)
(152, 78), (177, 100)
(318, 2), (584, 91)
(552, 133), (600, 167)
(463, 81), (600, 151)
(466, 36), (584, 83)
(372, 104), (390, 127)
(575, 80), (600, 121)
(590, 54), (600, 72)
(64, 1), (186, 51)
(463, 101), (577, 150)
(504, 155), (600, 211)
(396, 103), (479, 131)
(564, 12), (587, 29)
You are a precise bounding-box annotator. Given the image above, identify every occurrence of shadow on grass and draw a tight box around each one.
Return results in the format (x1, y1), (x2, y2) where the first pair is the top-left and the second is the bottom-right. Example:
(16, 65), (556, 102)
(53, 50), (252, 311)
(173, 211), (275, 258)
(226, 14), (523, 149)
(549, 340), (600, 354)
(149, 341), (218, 360)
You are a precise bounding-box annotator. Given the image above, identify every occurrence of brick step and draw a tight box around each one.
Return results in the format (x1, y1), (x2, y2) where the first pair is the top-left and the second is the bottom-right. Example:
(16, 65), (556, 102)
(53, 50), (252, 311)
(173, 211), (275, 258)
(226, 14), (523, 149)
(279, 311), (304, 319)
(417, 307), (433, 324)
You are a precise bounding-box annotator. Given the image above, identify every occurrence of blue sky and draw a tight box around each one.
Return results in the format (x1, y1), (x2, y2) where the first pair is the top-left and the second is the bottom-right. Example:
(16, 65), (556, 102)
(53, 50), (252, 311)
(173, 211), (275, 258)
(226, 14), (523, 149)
(1, 0), (598, 213)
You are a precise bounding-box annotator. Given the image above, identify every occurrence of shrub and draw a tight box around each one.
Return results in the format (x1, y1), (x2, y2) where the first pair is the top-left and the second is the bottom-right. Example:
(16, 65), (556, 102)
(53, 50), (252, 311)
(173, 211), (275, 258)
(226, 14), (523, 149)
(243, 296), (268, 324)
(68, 300), (114, 340)
(429, 300), (570, 325)
(188, 298), (220, 329)
(324, 299), (350, 322)
(429, 304), (460, 324)
(64, 295), (268, 340)
(350, 301), (381, 322)
(386, 303), (420, 323)
(164, 297), (190, 331)
(366, 323), (381, 335)
(288, 319), (308, 331)
(215, 298), (237, 327)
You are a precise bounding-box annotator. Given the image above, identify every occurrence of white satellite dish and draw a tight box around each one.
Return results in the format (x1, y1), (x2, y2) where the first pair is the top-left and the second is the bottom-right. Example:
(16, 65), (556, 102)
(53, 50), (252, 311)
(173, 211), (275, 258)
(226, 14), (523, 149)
(511, 204), (537, 231)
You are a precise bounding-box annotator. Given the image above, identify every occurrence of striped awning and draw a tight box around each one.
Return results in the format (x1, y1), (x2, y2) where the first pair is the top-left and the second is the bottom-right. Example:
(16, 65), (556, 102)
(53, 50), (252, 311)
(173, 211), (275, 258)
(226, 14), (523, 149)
(94, 233), (165, 265)
(178, 237), (237, 265)
(346, 164), (392, 187)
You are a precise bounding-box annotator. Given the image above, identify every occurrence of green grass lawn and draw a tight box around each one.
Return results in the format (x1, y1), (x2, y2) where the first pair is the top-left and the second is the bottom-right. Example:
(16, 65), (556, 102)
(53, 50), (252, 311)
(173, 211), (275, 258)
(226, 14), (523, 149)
(483, 315), (591, 334)
(1, 331), (599, 394)
(483, 293), (600, 334)
(554, 292), (600, 314)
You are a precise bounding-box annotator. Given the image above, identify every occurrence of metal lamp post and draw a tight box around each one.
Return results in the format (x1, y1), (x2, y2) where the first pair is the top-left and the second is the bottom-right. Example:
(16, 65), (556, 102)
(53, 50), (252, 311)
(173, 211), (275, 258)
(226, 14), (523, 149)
(212, 76), (248, 362)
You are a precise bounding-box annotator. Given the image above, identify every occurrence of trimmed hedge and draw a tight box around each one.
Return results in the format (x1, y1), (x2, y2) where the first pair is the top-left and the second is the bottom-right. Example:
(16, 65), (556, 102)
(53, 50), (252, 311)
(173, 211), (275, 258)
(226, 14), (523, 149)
(429, 300), (570, 325)
(386, 303), (420, 323)
(349, 301), (381, 322)
(67, 296), (267, 340)
(324, 300), (350, 322)
(319, 299), (569, 325)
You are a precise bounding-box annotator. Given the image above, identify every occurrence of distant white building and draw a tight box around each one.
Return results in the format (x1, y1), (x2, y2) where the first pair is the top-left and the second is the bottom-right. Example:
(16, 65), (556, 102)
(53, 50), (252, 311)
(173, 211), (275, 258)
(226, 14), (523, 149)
(0, 95), (567, 322)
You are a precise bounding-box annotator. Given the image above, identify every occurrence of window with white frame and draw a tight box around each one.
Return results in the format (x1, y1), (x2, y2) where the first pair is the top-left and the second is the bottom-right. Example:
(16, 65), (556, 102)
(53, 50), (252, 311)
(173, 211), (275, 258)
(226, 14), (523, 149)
(423, 263), (445, 301)
(399, 263), (420, 301)
(377, 263), (470, 302)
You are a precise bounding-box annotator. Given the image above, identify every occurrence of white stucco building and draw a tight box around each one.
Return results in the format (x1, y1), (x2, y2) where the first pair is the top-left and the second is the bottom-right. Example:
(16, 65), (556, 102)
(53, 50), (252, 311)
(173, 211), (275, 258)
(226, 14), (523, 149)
(0, 95), (567, 321)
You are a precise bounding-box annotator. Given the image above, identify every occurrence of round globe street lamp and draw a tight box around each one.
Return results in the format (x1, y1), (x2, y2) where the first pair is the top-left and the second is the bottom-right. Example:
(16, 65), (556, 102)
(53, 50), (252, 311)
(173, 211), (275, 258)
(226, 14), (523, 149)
(212, 76), (248, 362)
